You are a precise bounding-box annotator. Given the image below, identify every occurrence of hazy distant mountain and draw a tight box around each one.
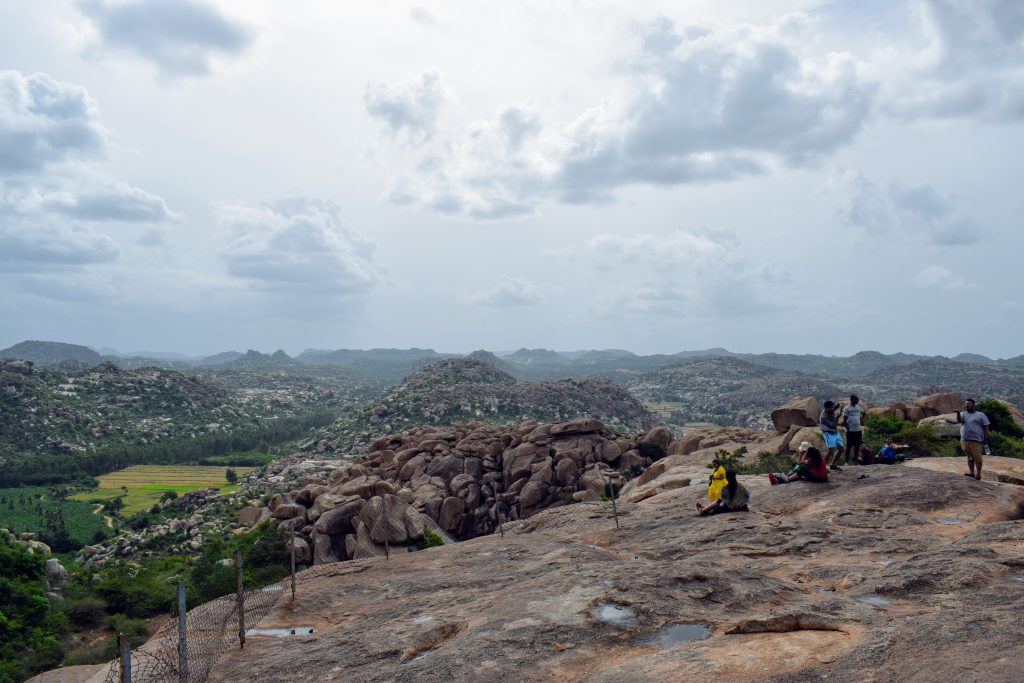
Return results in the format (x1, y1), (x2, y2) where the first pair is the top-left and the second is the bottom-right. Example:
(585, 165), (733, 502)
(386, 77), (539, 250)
(222, 349), (299, 369)
(558, 349), (637, 361)
(99, 348), (194, 361)
(501, 348), (570, 365)
(951, 353), (995, 365)
(0, 340), (101, 367)
(304, 358), (656, 453)
(196, 350), (244, 365)
(466, 349), (519, 375)
(296, 347), (444, 364)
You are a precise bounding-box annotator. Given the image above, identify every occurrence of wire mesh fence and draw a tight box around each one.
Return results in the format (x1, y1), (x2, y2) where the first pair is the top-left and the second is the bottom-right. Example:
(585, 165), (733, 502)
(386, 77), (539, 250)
(102, 573), (287, 683)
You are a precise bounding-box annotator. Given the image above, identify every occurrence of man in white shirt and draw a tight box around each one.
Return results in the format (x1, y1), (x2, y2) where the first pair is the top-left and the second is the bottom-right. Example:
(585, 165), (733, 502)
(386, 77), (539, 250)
(842, 395), (867, 466)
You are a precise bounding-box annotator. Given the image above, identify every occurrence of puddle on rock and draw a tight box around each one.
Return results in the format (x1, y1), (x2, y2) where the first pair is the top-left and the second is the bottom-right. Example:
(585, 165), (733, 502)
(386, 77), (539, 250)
(1008, 575), (1024, 584)
(412, 615), (434, 623)
(246, 627), (316, 637)
(637, 623), (711, 648)
(936, 518), (962, 525)
(597, 604), (638, 629)
(857, 595), (892, 606)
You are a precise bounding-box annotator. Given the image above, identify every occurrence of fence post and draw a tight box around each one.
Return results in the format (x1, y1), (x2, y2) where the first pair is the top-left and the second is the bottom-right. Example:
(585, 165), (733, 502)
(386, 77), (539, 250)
(290, 523), (297, 602)
(118, 632), (131, 683)
(235, 550), (245, 649)
(600, 468), (620, 529)
(177, 581), (188, 683)
(380, 495), (390, 560)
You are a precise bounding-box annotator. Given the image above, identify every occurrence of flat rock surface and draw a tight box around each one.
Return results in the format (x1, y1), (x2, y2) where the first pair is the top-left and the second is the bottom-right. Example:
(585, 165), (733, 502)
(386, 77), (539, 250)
(207, 466), (1024, 682)
(906, 454), (1024, 483)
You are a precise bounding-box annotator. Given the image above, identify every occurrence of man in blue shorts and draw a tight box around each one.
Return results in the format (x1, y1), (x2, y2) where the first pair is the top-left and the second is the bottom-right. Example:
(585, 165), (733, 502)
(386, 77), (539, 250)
(821, 400), (844, 471)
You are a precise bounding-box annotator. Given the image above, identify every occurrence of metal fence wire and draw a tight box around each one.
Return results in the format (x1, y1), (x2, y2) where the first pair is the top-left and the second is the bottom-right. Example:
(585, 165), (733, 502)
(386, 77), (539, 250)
(102, 577), (285, 683)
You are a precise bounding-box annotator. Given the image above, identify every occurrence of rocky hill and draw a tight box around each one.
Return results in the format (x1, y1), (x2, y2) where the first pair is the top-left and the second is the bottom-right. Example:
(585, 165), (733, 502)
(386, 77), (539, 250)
(0, 360), (342, 486)
(301, 359), (657, 454)
(206, 462), (1024, 683)
(863, 359), (1024, 406)
(626, 357), (846, 429)
(0, 340), (101, 368)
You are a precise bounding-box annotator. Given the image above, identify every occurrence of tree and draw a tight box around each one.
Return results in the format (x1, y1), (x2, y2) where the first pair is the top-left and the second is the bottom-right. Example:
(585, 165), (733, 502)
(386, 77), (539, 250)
(225, 468), (238, 484)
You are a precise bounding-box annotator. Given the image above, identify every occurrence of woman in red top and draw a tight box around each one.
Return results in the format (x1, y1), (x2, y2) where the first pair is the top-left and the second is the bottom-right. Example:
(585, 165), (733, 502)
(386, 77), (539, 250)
(768, 445), (829, 484)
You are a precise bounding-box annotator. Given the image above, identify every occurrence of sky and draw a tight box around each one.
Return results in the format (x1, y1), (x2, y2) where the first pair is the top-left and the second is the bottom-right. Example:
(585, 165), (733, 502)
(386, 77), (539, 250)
(1, 0), (1022, 358)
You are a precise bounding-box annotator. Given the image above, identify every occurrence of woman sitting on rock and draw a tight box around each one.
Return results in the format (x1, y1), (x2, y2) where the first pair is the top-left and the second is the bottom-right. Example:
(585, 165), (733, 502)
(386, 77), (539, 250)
(707, 457), (726, 502)
(696, 469), (749, 515)
(768, 443), (829, 484)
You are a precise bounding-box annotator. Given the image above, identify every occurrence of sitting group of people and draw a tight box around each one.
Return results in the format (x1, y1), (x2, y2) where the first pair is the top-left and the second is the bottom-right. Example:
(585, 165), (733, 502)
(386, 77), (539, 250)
(694, 437), (909, 516)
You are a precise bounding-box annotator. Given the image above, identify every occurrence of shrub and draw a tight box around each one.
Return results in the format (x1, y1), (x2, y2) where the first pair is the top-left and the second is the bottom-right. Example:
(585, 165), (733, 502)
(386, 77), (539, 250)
(977, 399), (1024, 438)
(93, 563), (176, 618)
(988, 432), (1024, 459)
(419, 530), (445, 549)
(637, 442), (667, 462)
(61, 596), (108, 627)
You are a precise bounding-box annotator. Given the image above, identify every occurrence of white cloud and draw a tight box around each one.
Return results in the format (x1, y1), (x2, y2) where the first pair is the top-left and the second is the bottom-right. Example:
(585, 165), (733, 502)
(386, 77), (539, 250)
(78, 0), (253, 78)
(218, 197), (382, 297)
(584, 230), (781, 317)
(0, 70), (106, 174)
(471, 276), (544, 307)
(364, 70), (447, 145)
(911, 264), (972, 290)
(876, 0), (1024, 121)
(39, 183), (175, 222)
(372, 15), (874, 219)
(0, 219), (120, 271)
(835, 169), (980, 246)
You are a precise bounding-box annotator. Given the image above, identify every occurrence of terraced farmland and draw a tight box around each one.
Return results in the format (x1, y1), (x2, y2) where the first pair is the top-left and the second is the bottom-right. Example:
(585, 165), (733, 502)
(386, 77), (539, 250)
(71, 465), (256, 515)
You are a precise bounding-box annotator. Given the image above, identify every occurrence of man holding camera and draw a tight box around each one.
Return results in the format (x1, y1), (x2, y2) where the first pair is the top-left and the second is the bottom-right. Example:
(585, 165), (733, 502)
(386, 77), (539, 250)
(956, 399), (990, 480)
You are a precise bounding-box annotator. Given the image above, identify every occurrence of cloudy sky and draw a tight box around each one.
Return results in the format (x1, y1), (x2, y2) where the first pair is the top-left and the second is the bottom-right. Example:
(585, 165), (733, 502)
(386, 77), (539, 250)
(1, 0), (1022, 357)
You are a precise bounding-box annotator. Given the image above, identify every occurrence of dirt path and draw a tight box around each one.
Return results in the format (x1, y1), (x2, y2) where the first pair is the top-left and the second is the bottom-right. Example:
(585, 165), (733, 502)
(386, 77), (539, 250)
(91, 503), (114, 528)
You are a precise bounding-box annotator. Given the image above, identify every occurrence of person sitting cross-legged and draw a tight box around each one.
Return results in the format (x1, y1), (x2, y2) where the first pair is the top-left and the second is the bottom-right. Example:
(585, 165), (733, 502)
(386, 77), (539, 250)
(877, 435), (909, 464)
(768, 443), (829, 484)
(696, 469), (749, 515)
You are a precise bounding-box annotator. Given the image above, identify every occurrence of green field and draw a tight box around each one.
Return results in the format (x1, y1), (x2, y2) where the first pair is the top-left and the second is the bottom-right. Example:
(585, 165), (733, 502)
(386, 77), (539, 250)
(71, 465), (256, 515)
(0, 486), (113, 547)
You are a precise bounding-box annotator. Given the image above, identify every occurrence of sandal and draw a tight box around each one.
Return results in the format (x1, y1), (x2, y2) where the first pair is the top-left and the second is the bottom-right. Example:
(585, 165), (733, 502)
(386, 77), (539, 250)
(768, 473), (779, 485)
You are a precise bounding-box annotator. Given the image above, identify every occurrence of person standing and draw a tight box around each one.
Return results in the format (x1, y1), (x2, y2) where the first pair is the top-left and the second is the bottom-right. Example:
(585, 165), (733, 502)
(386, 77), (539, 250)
(956, 398), (990, 480)
(821, 400), (844, 471)
(842, 395), (867, 466)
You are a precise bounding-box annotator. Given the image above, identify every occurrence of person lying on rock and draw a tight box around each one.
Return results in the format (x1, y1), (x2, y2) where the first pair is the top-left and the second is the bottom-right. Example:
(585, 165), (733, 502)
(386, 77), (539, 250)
(707, 458), (726, 502)
(768, 444), (829, 484)
(696, 469), (749, 515)
(821, 400), (845, 471)
(877, 435), (909, 464)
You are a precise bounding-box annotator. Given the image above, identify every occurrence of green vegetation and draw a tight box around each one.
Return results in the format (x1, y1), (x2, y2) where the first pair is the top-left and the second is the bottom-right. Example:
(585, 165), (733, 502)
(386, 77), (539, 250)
(712, 446), (796, 475)
(421, 530), (445, 548)
(70, 465), (255, 515)
(0, 536), (67, 682)
(863, 415), (957, 458)
(0, 487), (113, 552)
(198, 451), (278, 467)
(636, 441), (667, 461)
(976, 399), (1024, 458)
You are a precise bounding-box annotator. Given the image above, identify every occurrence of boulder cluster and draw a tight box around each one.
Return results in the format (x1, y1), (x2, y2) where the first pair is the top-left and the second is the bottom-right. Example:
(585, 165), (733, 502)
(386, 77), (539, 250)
(247, 419), (671, 565)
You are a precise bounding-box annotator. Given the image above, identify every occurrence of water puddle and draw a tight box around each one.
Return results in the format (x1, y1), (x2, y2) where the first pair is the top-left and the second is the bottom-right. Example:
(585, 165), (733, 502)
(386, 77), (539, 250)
(412, 615), (434, 623)
(1008, 575), (1024, 584)
(857, 595), (892, 606)
(637, 623), (711, 648)
(813, 586), (835, 594)
(935, 518), (962, 525)
(878, 557), (894, 566)
(596, 604), (638, 629)
(245, 627), (316, 637)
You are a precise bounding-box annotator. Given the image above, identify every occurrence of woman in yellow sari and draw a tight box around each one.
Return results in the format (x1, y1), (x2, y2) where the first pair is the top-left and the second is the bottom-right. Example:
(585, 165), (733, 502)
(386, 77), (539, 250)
(707, 458), (726, 501)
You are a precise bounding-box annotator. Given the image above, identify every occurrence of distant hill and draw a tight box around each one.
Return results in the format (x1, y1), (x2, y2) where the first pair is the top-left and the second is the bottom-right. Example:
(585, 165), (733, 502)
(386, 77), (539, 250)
(501, 348), (571, 366)
(303, 358), (657, 453)
(0, 359), (345, 486)
(465, 349), (519, 375)
(221, 349), (299, 369)
(196, 350), (244, 365)
(0, 340), (101, 367)
(863, 359), (1024, 406)
(627, 357), (846, 429)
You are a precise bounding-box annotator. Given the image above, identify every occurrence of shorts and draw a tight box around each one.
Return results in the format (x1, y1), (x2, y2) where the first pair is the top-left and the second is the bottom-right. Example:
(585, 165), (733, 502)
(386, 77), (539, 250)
(962, 440), (984, 463)
(846, 430), (863, 448)
(824, 432), (844, 449)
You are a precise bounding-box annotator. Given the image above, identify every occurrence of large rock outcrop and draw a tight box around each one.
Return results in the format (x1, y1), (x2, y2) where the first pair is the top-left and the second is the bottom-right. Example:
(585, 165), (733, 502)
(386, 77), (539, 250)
(254, 420), (668, 564)
(207, 465), (1024, 683)
(770, 396), (820, 433)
